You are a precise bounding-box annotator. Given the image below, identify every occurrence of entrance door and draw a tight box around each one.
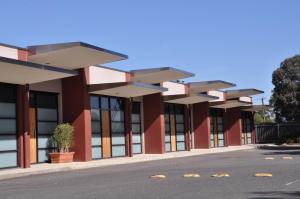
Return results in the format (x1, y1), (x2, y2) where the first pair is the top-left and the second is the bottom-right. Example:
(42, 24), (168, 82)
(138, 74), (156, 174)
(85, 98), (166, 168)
(90, 95), (126, 159)
(29, 92), (58, 163)
(242, 113), (252, 144)
(210, 109), (224, 148)
(164, 103), (186, 152)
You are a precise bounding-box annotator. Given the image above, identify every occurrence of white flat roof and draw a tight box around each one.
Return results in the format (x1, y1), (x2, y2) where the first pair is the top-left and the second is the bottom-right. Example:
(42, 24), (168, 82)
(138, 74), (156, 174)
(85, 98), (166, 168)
(131, 67), (194, 84)
(89, 82), (167, 98)
(0, 56), (77, 85)
(210, 100), (251, 109)
(164, 93), (218, 104)
(189, 80), (235, 93)
(225, 89), (264, 99)
(28, 42), (128, 69)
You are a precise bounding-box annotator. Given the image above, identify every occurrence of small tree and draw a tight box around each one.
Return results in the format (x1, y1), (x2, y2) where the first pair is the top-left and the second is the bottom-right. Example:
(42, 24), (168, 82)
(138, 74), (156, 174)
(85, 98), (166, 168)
(52, 123), (74, 153)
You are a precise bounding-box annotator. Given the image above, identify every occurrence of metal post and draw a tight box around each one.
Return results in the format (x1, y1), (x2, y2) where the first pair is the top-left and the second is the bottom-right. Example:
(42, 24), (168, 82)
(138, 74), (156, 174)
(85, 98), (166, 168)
(277, 123), (280, 140)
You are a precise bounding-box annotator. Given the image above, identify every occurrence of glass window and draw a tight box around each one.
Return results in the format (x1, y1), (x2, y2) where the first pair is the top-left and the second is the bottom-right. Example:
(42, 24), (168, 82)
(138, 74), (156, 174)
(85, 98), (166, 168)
(176, 124), (184, 133)
(110, 98), (123, 110)
(111, 111), (124, 122)
(176, 142), (185, 151)
(0, 119), (16, 134)
(0, 152), (17, 168)
(36, 94), (57, 108)
(0, 135), (17, 151)
(112, 146), (126, 157)
(92, 147), (102, 159)
(91, 109), (100, 121)
(132, 124), (140, 133)
(0, 103), (16, 118)
(111, 122), (124, 133)
(132, 144), (142, 154)
(132, 114), (140, 123)
(91, 121), (101, 133)
(37, 108), (57, 121)
(90, 96), (99, 109)
(132, 134), (141, 144)
(37, 122), (57, 135)
(101, 97), (109, 109)
(111, 133), (125, 145)
(92, 134), (102, 146)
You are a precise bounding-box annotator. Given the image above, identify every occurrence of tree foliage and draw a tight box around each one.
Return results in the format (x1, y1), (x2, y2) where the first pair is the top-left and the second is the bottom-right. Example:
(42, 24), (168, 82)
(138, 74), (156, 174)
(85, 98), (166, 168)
(52, 123), (74, 153)
(270, 55), (300, 122)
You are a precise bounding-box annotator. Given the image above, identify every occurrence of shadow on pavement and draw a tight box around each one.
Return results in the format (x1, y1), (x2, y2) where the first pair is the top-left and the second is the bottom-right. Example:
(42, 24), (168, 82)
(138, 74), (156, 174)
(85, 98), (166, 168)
(249, 191), (300, 199)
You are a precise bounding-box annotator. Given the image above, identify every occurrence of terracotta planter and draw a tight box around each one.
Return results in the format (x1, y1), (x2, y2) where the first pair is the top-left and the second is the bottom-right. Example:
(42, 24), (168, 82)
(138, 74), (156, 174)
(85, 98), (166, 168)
(49, 152), (74, 163)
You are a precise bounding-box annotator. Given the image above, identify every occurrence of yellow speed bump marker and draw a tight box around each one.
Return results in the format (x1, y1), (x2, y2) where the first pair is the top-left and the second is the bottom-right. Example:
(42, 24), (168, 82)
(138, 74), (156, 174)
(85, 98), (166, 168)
(282, 156), (293, 160)
(183, 173), (200, 178)
(254, 173), (273, 177)
(264, 157), (275, 160)
(150, 174), (166, 179)
(211, 173), (230, 178)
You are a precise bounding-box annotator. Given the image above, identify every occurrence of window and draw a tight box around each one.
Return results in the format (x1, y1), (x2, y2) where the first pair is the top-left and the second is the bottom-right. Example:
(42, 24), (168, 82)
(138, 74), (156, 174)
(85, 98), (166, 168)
(0, 84), (17, 169)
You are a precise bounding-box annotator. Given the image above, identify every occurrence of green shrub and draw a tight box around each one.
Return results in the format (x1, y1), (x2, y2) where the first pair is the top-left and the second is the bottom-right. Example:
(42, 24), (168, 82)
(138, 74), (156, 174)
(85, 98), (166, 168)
(52, 123), (74, 153)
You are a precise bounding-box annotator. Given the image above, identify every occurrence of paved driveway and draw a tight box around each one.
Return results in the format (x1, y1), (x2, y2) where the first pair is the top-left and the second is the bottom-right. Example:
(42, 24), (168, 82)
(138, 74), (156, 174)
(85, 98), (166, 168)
(0, 148), (299, 199)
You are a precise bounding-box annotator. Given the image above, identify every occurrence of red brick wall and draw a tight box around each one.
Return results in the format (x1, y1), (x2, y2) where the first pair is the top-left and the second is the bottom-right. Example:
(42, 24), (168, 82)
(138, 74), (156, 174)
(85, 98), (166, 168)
(193, 102), (210, 148)
(62, 68), (92, 161)
(143, 93), (165, 154)
(226, 108), (242, 146)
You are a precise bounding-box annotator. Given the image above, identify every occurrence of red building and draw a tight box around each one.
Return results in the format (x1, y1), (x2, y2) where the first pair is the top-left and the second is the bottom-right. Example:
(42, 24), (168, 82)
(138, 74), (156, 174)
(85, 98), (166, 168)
(0, 42), (263, 169)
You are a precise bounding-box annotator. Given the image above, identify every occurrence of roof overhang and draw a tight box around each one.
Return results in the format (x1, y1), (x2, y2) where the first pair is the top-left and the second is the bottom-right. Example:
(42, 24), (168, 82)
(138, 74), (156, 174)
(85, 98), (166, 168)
(28, 42), (128, 69)
(189, 80), (236, 93)
(130, 67), (194, 84)
(88, 82), (167, 98)
(242, 105), (273, 112)
(226, 89), (264, 99)
(210, 99), (251, 109)
(164, 93), (218, 104)
(0, 56), (77, 85)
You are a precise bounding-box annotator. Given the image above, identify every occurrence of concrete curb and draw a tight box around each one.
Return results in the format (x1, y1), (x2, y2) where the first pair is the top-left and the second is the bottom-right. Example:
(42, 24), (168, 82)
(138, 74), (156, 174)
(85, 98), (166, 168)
(0, 145), (255, 181)
(255, 144), (300, 150)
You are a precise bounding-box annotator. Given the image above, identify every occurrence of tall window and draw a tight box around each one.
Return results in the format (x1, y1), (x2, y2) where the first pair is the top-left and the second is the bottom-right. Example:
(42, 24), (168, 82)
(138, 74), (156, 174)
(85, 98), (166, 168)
(110, 97), (125, 157)
(210, 109), (224, 148)
(131, 102), (142, 154)
(0, 84), (17, 168)
(90, 96), (102, 159)
(242, 112), (252, 144)
(90, 96), (126, 159)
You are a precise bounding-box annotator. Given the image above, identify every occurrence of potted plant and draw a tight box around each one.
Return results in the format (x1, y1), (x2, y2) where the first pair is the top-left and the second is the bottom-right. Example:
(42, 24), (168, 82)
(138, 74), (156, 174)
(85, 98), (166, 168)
(49, 123), (75, 163)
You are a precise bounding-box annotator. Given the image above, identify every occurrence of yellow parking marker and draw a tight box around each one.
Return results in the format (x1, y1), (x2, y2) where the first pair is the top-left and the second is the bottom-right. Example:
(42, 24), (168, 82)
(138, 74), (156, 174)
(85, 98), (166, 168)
(282, 156), (293, 160)
(183, 173), (200, 178)
(150, 174), (166, 179)
(264, 157), (275, 160)
(254, 173), (273, 177)
(211, 173), (230, 178)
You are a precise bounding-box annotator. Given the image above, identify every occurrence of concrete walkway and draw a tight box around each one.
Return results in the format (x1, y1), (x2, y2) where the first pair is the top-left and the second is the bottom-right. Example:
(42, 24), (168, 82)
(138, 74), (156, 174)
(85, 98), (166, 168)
(0, 145), (255, 181)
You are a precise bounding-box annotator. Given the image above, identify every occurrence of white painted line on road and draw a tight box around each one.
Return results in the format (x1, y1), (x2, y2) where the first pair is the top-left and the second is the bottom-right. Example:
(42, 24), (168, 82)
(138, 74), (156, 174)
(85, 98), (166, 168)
(282, 156), (293, 160)
(254, 173), (273, 177)
(150, 174), (166, 179)
(211, 173), (230, 178)
(264, 157), (275, 160)
(286, 179), (300, 186)
(183, 173), (200, 178)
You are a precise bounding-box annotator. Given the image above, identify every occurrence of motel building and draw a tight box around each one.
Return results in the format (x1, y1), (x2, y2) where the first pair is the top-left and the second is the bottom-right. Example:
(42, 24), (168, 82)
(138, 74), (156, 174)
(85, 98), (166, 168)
(0, 42), (263, 169)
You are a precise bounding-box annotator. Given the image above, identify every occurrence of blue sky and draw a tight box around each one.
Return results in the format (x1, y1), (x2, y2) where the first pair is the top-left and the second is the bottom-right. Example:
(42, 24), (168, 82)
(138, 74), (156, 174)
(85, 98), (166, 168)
(1, 0), (300, 104)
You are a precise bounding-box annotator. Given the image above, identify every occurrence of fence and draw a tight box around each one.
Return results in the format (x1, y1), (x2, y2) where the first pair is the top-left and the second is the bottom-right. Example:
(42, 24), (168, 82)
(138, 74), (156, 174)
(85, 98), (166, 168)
(255, 123), (300, 144)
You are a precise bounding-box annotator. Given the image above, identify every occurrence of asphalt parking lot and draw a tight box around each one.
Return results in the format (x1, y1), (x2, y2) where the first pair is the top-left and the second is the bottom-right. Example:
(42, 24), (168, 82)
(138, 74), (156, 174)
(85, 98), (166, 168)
(0, 148), (299, 199)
